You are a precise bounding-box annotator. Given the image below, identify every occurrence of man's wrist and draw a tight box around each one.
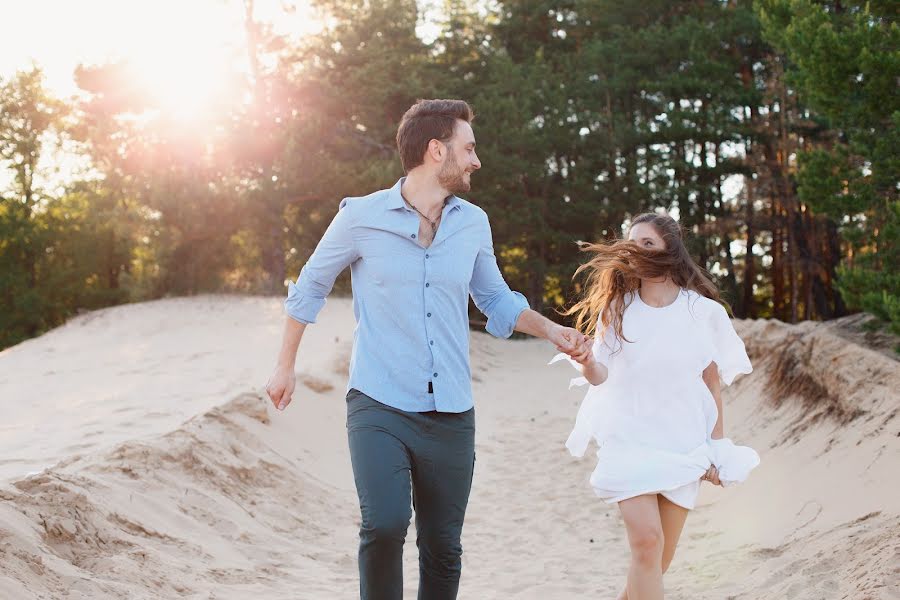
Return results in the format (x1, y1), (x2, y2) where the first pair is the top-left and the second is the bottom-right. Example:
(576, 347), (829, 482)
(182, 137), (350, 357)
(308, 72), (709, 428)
(544, 320), (561, 341)
(276, 358), (296, 370)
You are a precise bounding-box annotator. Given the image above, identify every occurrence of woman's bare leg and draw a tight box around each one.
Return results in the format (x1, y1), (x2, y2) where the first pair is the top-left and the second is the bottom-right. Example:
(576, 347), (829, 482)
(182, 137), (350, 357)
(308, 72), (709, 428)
(657, 495), (689, 573)
(615, 495), (689, 600)
(617, 494), (664, 600)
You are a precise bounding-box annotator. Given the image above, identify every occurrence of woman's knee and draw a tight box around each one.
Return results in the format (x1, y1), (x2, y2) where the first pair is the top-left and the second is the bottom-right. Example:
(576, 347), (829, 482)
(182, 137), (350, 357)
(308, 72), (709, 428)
(629, 526), (664, 567)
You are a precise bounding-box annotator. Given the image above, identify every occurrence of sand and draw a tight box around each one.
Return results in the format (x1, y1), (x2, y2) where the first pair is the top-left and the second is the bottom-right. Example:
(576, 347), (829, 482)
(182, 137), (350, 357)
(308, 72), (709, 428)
(0, 295), (897, 599)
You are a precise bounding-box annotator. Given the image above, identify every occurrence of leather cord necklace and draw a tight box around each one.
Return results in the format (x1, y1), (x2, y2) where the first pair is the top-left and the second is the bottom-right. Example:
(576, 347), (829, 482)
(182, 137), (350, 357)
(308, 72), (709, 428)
(404, 197), (447, 235)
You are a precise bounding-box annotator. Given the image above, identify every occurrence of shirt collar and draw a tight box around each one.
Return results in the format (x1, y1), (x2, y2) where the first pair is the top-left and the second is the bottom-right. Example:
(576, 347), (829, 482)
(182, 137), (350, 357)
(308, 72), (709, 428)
(387, 177), (462, 213)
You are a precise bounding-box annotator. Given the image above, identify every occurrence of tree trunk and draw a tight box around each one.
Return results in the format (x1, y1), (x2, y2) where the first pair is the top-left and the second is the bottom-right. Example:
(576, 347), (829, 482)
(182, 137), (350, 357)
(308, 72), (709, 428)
(771, 202), (784, 320)
(742, 176), (756, 318)
(265, 204), (286, 293)
(827, 219), (847, 317)
(777, 71), (799, 323)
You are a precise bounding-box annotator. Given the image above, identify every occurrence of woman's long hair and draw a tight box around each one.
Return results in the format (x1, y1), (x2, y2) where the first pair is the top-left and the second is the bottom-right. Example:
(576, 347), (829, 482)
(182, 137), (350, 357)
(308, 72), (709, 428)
(563, 212), (722, 346)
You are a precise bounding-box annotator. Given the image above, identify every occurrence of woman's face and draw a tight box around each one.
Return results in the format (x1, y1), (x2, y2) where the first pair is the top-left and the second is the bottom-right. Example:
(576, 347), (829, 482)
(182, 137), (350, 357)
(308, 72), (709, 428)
(628, 222), (666, 250)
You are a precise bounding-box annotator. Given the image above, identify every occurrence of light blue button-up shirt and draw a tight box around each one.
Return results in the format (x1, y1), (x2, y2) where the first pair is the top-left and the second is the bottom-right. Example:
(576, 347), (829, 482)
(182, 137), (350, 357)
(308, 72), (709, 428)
(284, 178), (529, 413)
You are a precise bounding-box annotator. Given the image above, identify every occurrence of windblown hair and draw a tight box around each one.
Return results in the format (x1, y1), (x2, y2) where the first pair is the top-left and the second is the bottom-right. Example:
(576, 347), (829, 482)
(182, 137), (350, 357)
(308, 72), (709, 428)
(563, 212), (723, 347)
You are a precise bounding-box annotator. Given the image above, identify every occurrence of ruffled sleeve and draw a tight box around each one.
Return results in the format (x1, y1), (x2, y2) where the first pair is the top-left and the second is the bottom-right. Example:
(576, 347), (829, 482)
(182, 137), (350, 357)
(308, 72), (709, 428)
(593, 324), (617, 369)
(549, 320), (620, 458)
(707, 438), (761, 486)
(707, 301), (752, 386)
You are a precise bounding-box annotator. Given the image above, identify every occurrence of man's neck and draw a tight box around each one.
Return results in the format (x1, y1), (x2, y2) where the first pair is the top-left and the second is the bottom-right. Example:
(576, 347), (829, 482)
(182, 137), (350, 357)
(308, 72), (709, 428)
(401, 171), (451, 217)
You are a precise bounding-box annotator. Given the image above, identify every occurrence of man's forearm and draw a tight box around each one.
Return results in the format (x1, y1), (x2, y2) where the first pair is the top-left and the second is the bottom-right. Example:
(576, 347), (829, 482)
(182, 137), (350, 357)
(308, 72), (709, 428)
(277, 317), (307, 368)
(513, 309), (557, 340)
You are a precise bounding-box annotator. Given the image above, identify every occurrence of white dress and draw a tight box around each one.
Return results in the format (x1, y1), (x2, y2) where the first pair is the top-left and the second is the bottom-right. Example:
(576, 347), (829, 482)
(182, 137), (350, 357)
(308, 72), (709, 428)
(551, 288), (760, 509)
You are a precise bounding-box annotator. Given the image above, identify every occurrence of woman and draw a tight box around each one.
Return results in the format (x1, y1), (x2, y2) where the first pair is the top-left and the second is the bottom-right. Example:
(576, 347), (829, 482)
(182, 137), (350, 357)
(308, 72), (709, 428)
(553, 212), (759, 600)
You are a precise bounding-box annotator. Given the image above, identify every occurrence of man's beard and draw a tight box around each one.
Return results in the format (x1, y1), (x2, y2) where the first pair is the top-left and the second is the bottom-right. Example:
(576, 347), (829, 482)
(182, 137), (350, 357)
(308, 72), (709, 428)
(438, 155), (470, 194)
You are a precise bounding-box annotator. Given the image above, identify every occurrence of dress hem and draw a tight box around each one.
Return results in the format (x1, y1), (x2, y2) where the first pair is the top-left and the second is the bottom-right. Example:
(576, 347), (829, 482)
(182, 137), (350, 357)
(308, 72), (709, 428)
(594, 484), (698, 510)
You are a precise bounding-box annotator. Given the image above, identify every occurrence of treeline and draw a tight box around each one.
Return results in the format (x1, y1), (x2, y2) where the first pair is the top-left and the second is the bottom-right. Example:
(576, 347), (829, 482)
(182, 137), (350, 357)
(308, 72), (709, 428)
(0, 0), (896, 350)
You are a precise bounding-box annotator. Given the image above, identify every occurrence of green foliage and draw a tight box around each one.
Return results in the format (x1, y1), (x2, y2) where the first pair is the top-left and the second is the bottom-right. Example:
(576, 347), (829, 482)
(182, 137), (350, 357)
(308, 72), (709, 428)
(0, 185), (133, 348)
(2, 0), (897, 349)
(757, 0), (899, 335)
(836, 265), (900, 315)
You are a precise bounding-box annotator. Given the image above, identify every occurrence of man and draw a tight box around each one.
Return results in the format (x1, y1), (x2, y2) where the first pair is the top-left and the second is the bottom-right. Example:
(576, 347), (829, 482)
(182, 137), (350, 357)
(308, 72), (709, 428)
(265, 99), (586, 599)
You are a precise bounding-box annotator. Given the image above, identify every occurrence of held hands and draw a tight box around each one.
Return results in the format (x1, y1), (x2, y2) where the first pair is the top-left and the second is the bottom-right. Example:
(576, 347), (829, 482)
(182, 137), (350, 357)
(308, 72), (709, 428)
(265, 365), (296, 411)
(549, 326), (595, 365)
(548, 324), (607, 385)
(567, 335), (595, 366)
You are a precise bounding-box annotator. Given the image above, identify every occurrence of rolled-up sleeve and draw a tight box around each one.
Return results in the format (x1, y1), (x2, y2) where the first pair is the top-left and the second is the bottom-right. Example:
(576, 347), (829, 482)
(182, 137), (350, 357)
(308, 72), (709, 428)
(469, 214), (529, 338)
(284, 199), (358, 324)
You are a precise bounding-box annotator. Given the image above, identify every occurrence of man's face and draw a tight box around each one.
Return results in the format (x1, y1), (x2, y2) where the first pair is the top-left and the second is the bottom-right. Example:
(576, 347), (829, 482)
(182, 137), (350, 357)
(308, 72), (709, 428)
(437, 120), (481, 194)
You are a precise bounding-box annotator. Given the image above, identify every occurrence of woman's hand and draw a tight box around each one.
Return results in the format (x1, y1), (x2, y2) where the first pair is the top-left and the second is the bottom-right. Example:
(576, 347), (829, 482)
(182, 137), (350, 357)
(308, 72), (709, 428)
(561, 335), (608, 385)
(700, 465), (723, 486)
(547, 324), (586, 356)
(563, 336), (595, 366)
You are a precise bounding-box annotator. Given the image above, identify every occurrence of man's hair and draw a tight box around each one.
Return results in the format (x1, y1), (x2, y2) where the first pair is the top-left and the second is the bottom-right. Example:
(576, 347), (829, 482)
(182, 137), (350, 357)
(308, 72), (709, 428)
(396, 99), (474, 173)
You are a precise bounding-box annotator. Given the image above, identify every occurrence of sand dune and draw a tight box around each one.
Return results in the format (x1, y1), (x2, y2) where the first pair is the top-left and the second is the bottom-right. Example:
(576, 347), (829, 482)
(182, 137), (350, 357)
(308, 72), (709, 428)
(1, 296), (897, 599)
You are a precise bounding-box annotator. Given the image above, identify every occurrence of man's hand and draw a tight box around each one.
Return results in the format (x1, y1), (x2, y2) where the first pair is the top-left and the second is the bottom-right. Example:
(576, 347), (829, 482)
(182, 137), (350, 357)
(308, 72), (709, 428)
(553, 327), (607, 385)
(568, 336), (595, 366)
(265, 365), (296, 411)
(548, 325), (587, 357)
(513, 311), (586, 355)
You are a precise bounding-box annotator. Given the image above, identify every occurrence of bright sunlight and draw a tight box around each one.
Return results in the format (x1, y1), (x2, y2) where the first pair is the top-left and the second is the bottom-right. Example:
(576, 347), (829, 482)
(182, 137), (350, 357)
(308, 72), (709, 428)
(0, 0), (321, 118)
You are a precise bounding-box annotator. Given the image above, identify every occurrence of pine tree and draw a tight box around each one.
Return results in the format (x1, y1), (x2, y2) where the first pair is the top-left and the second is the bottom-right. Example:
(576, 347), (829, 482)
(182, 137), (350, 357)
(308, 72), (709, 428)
(757, 0), (899, 331)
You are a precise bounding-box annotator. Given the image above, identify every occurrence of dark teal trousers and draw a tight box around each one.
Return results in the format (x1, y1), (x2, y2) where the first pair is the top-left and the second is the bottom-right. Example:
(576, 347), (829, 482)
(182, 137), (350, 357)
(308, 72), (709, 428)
(346, 388), (476, 600)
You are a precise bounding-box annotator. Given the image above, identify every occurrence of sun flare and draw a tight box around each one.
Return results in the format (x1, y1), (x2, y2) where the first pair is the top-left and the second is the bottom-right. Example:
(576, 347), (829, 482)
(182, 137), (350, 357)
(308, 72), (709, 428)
(124, 38), (242, 124)
(2, 0), (322, 125)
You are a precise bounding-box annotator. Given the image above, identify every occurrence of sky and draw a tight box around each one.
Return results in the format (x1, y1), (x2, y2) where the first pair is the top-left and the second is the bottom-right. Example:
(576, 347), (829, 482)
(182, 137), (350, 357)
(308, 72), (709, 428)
(0, 0), (322, 98)
(0, 0), (325, 193)
(0, 0), (447, 194)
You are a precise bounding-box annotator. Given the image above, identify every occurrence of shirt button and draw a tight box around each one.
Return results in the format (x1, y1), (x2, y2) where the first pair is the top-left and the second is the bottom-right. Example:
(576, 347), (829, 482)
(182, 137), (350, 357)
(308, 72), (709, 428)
(427, 312), (432, 317)
(433, 372), (438, 378)
(411, 233), (416, 239)
(425, 283), (430, 287)
(425, 254), (430, 258)
(430, 340), (434, 345)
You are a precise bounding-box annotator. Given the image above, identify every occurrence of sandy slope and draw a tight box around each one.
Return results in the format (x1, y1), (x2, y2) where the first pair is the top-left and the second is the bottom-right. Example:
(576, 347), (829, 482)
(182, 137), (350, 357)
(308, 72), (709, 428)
(0, 296), (897, 599)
